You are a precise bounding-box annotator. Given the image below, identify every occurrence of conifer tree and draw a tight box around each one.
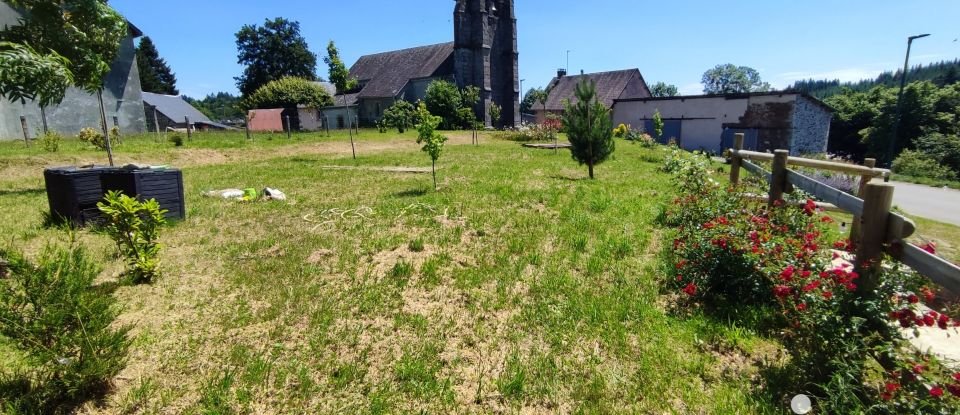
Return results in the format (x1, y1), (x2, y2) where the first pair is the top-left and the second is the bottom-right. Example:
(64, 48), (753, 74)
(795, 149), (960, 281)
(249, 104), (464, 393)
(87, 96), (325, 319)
(562, 79), (614, 179)
(136, 36), (178, 95)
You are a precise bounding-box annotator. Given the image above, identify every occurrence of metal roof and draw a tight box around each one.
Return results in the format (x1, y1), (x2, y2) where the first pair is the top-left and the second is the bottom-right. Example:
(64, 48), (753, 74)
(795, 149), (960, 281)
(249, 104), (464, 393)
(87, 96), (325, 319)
(142, 92), (212, 124)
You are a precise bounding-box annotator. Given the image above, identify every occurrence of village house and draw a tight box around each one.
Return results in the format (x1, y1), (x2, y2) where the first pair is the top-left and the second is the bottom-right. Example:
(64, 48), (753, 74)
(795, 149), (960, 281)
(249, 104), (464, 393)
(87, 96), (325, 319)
(0, 1), (146, 140)
(534, 69), (651, 122)
(611, 92), (833, 155)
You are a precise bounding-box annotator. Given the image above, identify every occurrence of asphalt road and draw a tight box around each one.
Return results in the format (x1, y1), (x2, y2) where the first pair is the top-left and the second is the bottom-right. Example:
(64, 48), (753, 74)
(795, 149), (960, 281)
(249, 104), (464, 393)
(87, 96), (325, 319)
(891, 181), (960, 226)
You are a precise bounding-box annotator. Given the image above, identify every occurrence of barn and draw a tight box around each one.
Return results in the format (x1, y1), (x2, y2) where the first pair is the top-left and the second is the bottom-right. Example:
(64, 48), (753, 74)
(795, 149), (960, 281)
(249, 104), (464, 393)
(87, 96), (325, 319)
(611, 92), (833, 155)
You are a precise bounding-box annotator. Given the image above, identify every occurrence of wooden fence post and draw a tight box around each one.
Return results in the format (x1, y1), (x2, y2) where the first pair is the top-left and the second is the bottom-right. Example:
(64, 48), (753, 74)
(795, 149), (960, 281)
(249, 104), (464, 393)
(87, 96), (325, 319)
(285, 115), (292, 139)
(19, 115), (29, 146)
(850, 158), (877, 245)
(244, 115), (252, 140)
(768, 150), (789, 206)
(855, 182), (895, 295)
(729, 133), (744, 185)
(185, 116), (192, 140)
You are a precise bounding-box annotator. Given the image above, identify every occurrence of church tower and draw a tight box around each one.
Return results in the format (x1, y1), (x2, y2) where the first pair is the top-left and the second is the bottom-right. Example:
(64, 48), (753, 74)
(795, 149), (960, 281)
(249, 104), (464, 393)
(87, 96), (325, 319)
(453, 0), (520, 128)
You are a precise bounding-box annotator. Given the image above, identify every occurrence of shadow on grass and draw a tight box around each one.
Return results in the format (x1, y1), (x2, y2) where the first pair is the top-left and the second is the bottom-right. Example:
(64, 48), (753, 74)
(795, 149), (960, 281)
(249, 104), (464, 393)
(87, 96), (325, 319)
(394, 188), (429, 198)
(0, 376), (112, 415)
(549, 174), (588, 182)
(0, 188), (44, 197)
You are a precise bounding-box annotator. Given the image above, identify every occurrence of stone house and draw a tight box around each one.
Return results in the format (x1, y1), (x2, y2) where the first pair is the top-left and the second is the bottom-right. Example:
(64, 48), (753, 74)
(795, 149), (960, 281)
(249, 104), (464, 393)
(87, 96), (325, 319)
(611, 92), (832, 155)
(0, 1), (146, 140)
(534, 69), (651, 122)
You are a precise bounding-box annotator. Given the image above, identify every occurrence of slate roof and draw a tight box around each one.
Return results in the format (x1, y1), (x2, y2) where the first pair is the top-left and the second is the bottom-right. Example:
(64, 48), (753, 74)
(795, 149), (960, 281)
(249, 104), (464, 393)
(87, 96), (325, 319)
(543, 69), (650, 111)
(349, 42), (455, 99)
(142, 92), (212, 124)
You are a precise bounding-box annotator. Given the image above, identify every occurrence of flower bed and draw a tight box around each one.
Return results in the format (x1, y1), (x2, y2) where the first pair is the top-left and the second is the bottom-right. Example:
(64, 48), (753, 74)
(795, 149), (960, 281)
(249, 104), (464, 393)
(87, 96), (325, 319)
(659, 148), (960, 413)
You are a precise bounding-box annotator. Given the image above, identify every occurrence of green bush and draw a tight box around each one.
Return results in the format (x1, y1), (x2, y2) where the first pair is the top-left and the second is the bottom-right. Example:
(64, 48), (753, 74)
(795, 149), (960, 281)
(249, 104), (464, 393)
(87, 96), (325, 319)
(168, 133), (184, 147)
(38, 131), (62, 152)
(424, 80), (462, 130)
(97, 191), (167, 284)
(0, 244), (130, 413)
(382, 100), (418, 133)
(241, 76), (334, 110)
(915, 132), (960, 175)
(892, 149), (957, 181)
(77, 127), (107, 150)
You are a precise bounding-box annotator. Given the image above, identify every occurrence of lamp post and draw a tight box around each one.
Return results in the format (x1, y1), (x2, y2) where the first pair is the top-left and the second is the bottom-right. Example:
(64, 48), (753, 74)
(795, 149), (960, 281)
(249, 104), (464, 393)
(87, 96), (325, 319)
(887, 33), (930, 166)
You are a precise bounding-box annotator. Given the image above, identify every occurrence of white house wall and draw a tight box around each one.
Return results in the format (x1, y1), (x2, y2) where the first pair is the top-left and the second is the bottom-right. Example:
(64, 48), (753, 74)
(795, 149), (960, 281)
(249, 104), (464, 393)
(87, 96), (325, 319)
(612, 96), (749, 152)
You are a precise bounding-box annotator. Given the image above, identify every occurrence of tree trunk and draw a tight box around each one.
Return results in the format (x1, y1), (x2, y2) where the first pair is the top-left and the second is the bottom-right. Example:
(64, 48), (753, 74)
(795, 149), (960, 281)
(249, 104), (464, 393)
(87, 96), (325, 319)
(432, 159), (437, 190)
(588, 162), (594, 179)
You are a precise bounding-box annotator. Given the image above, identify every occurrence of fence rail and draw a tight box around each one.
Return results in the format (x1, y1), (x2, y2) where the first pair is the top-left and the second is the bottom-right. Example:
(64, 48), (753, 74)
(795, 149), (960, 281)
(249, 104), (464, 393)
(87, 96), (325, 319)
(727, 133), (960, 295)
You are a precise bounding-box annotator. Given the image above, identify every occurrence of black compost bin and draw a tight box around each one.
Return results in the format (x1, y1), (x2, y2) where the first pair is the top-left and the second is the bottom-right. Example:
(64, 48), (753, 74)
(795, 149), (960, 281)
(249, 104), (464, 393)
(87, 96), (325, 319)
(44, 166), (118, 226)
(99, 167), (186, 221)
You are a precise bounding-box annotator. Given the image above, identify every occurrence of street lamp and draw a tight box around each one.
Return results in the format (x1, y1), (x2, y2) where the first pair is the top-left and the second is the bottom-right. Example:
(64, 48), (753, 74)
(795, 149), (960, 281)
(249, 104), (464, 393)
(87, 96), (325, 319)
(887, 33), (930, 165)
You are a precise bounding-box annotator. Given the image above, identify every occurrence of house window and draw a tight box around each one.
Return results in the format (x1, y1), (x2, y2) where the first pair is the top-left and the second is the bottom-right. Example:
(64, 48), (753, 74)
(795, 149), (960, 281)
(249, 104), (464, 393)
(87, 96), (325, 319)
(337, 115), (344, 129)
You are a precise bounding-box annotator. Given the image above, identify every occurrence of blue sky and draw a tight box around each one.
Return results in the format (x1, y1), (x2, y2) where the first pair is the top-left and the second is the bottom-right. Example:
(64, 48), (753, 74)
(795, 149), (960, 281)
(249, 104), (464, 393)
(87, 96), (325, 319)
(112, 0), (960, 99)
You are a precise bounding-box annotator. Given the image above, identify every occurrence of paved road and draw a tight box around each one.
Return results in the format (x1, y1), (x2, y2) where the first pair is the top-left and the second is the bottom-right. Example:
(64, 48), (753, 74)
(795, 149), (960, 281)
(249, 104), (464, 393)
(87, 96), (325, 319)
(891, 181), (960, 226)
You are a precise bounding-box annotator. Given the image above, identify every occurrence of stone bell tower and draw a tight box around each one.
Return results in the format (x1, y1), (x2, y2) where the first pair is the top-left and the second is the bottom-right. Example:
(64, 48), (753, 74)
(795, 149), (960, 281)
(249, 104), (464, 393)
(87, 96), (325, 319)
(453, 0), (520, 128)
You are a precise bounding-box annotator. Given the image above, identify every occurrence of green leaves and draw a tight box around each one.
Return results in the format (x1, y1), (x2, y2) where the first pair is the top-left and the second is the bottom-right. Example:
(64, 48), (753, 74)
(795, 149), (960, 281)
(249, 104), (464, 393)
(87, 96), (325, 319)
(382, 100), (418, 133)
(415, 102), (448, 189)
(701, 64), (770, 94)
(324, 41), (357, 96)
(0, 41), (73, 107)
(240, 76), (334, 111)
(235, 18), (318, 96)
(136, 36), (178, 95)
(562, 79), (615, 179)
(97, 191), (166, 284)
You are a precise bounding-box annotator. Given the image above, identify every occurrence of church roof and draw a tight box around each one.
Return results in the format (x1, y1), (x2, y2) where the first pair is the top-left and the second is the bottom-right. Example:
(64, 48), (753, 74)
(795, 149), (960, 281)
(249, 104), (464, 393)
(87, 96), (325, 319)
(543, 69), (650, 110)
(349, 42), (455, 99)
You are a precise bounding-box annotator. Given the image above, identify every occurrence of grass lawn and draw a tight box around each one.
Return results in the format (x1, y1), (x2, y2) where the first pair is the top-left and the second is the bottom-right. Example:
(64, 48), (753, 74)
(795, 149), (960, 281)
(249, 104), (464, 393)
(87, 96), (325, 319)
(0, 130), (832, 413)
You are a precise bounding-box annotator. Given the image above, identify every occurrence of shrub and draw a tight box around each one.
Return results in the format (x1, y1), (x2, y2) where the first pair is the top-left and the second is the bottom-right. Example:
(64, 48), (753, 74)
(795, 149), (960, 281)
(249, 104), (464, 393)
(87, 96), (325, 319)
(382, 100), (418, 133)
(661, 149), (960, 412)
(77, 127), (107, 150)
(38, 130), (62, 152)
(241, 76), (334, 110)
(489, 102), (502, 129)
(893, 149), (957, 181)
(109, 125), (122, 146)
(915, 132), (960, 176)
(424, 80), (462, 130)
(97, 191), (166, 284)
(168, 133), (184, 147)
(0, 244), (130, 413)
(613, 123), (628, 138)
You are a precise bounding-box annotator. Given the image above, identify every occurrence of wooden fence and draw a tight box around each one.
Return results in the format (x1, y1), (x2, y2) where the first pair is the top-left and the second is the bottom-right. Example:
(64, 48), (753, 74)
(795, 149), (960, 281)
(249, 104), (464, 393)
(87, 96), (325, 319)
(727, 133), (960, 295)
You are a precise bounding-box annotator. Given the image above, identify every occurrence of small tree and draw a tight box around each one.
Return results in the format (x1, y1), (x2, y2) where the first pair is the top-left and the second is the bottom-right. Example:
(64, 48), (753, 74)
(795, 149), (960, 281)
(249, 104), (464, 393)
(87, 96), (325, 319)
(325, 41), (359, 158)
(489, 103), (502, 130)
(562, 79), (614, 179)
(415, 102), (448, 190)
(424, 80), (462, 130)
(652, 109), (664, 141)
(382, 100), (417, 133)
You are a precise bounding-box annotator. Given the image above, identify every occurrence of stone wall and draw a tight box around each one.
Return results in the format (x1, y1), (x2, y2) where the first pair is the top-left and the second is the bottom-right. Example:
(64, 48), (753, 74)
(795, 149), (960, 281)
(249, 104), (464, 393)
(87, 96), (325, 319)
(453, 0), (519, 128)
(791, 95), (831, 155)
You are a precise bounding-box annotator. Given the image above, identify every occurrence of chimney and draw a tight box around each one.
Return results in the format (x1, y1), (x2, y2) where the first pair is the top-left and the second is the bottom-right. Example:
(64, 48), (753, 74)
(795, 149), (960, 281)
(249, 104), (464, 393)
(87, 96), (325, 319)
(580, 69), (584, 75)
(557, 68), (566, 78)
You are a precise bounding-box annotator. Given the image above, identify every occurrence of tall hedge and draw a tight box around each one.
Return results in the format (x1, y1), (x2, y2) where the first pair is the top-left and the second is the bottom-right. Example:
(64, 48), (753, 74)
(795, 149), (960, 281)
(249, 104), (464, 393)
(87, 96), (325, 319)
(241, 76), (333, 110)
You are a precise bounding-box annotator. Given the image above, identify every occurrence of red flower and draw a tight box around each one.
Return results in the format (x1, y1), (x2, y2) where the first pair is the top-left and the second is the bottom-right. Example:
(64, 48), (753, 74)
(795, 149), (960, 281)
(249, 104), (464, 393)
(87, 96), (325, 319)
(820, 215), (834, 223)
(912, 364), (925, 374)
(802, 280), (820, 292)
(796, 303), (807, 312)
(930, 385), (944, 398)
(938, 314), (950, 330)
(880, 392), (892, 401)
(676, 275), (683, 281)
(822, 291), (833, 300)
(845, 282), (857, 292)
(924, 312), (937, 327)
(803, 199), (817, 215)
(947, 384), (960, 397)
(773, 285), (792, 299)
(921, 241), (937, 254)
(717, 216), (729, 225)
(907, 294), (919, 304)
(921, 286), (936, 303)
(780, 266), (796, 282)
(885, 382), (900, 393)
(675, 260), (687, 269)
(703, 222), (715, 230)
(800, 270), (811, 278)
(682, 283), (697, 296)
(954, 372), (960, 382)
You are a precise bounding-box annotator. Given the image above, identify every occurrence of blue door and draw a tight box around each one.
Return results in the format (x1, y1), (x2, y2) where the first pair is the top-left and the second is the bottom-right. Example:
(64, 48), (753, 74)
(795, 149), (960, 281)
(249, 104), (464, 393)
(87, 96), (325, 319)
(720, 128), (759, 152)
(642, 120), (682, 145)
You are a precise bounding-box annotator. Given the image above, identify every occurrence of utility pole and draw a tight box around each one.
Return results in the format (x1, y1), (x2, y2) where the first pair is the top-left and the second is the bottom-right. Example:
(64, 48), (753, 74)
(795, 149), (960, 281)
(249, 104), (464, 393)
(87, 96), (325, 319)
(887, 33), (930, 166)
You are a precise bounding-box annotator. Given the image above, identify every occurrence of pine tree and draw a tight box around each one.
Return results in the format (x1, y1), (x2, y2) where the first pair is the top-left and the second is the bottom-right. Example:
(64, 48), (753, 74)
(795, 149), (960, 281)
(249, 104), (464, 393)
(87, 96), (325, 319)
(562, 79), (614, 179)
(136, 36), (178, 95)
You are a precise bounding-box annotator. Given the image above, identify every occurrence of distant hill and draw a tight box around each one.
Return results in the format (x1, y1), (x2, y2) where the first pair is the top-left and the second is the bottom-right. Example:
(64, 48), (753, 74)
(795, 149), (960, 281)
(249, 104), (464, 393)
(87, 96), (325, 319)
(786, 59), (960, 99)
